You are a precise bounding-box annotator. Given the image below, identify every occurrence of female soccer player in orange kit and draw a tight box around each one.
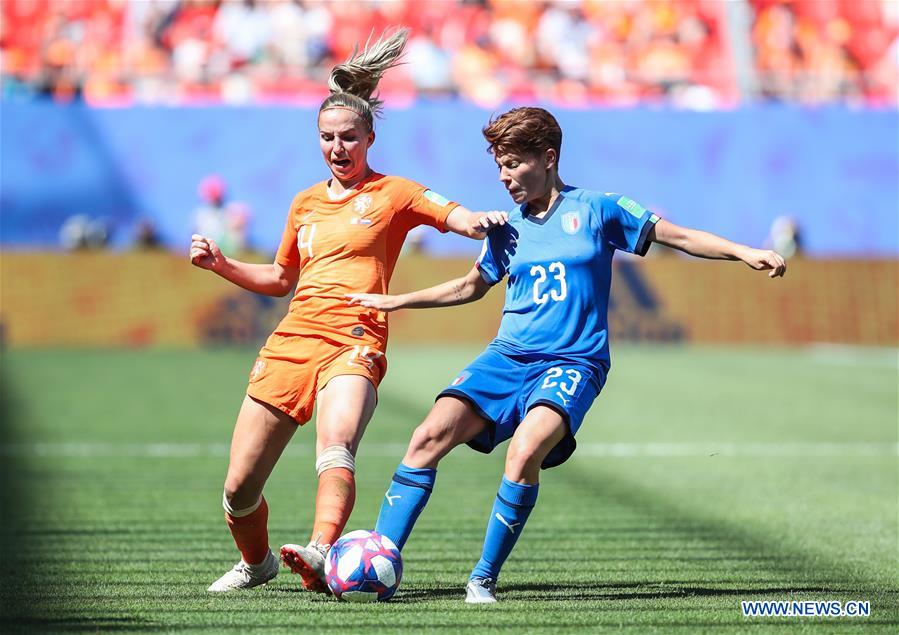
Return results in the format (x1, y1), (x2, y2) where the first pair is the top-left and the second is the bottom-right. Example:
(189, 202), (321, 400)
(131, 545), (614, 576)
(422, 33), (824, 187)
(190, 30), (506, 593)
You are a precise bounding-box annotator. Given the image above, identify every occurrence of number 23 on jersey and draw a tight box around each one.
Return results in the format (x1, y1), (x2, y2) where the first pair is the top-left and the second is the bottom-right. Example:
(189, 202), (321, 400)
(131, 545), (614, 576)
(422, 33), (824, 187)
(530, 261), (567, 304)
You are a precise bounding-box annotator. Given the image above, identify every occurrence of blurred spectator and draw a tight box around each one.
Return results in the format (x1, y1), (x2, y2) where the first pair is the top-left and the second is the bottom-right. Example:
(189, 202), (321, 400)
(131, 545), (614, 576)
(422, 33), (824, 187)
(750, 0), (897, 104)
(133, 218), (165, 250)
(59, 214), (110, 250)
(0, 0), (894, 107)
(193, 174), (249, 256)
(766, 215), (803, 259)
(213, 0), (270, 64)
(406, 27), (455, 96)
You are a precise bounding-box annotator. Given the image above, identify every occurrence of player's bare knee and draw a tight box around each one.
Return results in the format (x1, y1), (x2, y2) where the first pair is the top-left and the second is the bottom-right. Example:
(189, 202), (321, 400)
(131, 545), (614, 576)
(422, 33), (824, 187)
(223, 473), (263, 511)
(405, 433), (436, 462)
(404, 423), (445, 466)
(504, 460), (540, 484)
(318, 433), (356, 455)
(222, 481), (262, 515)
(505, 440), (542, 482)
(317, 413), (366, 454)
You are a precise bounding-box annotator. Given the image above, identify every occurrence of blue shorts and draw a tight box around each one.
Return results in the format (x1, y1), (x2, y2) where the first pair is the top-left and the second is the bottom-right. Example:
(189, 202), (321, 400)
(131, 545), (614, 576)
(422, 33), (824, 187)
(438, 345), (606, 469)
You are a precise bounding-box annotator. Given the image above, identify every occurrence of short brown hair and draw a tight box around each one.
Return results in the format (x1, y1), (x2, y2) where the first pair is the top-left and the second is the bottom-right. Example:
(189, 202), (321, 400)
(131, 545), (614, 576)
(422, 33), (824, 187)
(482, 107), (562, 162)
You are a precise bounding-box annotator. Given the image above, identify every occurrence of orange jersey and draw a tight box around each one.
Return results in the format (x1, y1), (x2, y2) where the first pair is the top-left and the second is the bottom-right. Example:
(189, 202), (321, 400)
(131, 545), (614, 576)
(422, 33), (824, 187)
(274, 173), (458, 347)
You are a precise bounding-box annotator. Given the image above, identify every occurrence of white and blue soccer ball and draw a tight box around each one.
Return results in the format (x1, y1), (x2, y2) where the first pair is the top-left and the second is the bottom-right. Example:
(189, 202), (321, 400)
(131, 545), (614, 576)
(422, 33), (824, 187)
(325, 530), (403, 602)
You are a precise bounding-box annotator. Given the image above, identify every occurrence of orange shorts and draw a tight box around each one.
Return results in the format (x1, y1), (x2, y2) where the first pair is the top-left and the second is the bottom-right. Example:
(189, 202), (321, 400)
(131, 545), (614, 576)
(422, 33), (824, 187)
(246, 332), (387, 425)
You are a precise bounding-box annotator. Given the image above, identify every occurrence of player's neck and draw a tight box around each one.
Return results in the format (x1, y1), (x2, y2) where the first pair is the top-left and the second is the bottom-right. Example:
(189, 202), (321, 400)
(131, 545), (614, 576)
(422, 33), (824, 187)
(525, 177), (566, 217)
(328, 167), (373, 198)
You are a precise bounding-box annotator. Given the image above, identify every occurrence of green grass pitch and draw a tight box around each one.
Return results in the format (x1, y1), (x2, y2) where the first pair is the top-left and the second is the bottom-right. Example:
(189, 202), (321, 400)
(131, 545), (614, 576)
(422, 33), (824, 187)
(1, 345), (896, 633)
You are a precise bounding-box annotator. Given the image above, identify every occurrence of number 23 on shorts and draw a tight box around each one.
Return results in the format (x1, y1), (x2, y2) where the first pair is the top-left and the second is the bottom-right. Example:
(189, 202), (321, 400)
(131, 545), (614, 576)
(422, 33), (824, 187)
(540, 366), (582, 398)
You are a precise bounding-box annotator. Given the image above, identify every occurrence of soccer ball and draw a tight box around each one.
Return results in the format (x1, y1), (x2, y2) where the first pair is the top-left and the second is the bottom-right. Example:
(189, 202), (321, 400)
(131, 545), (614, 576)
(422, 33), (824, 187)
(325, 530), (403, 602)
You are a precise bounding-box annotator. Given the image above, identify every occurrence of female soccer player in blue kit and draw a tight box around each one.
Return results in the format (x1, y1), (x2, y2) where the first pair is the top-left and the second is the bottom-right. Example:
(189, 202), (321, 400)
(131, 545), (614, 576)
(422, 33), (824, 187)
(348, 107), (786, 604)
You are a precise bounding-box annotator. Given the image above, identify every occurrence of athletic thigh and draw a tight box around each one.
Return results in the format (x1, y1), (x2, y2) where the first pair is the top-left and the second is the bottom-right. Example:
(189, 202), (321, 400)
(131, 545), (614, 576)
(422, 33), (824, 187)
(521, 360), (605, 469)
(437, 347), (529, 457)
(225, 395), (298, 507)
(314, 374), (378, 456)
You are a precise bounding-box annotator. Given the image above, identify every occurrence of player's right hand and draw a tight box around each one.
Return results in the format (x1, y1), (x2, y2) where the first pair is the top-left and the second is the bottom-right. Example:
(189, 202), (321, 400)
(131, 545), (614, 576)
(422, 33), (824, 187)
(346, 293), (402, 312)
(189, 234), (224, 271)
(473, 210), (508, 233)
(741, 247), (787, 278)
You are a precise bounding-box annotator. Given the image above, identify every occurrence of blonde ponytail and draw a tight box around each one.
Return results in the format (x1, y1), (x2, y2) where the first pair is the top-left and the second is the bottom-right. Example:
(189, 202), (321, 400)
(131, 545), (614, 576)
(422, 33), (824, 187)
(320, 28), (409, 129)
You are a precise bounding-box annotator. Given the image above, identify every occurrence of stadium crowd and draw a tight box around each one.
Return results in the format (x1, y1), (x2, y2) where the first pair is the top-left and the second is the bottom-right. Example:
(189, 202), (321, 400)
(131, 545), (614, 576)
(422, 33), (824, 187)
(2, 0), (896, 108)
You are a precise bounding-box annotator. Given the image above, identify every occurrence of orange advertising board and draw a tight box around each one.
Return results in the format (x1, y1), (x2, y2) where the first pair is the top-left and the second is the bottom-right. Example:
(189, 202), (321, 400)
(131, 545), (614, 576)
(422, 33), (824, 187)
(1, 253), (895, 347)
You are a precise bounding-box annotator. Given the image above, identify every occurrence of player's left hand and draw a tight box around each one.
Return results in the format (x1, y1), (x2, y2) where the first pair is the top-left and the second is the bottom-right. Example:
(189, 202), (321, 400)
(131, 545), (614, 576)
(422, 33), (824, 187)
(473, 211), (508, 233)
(346, 293), (401, 312)
(742, 248), (787, 278)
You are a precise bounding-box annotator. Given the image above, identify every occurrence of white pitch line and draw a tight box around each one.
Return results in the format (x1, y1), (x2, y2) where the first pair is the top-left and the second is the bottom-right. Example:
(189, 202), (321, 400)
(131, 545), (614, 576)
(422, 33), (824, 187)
(573, 442), (899, 457)
(804, 344), (899, 369)
(0, 442), (895, 459)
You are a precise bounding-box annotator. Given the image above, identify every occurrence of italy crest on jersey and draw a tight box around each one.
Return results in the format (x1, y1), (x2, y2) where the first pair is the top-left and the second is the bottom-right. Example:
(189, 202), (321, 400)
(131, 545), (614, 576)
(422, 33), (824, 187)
(561, 212), (581, 235)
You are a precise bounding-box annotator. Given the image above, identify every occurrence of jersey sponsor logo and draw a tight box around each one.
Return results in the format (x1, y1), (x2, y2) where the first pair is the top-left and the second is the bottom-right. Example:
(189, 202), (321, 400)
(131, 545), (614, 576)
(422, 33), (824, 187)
(561, 212), (581, 235)
(351, 326), (365, 337)
(450, 370), (471, 386)
(617, 195), (647, 219)
(423, 190), (451, 207)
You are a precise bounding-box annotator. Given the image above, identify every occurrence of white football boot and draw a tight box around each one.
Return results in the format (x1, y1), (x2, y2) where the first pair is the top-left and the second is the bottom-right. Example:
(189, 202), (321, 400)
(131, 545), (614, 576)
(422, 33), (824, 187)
(465, 577), (497, 604)
(280, 540), (331, 594)
(206, 550), (278, 592)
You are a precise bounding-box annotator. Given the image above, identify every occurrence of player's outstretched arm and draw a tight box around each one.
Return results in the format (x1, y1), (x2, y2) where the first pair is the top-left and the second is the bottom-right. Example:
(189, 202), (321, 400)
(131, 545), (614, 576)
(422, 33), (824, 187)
(649, 220), (787, 278)
(444, 206), (508, 238)
(347, 266), (490, 312)
(189, 234), (300, 296)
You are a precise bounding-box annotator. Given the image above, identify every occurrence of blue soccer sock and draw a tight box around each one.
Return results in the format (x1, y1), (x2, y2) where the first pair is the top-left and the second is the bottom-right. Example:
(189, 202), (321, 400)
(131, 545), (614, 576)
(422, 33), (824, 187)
(470, 476), (539, 581)
(374, 463), (437, 551)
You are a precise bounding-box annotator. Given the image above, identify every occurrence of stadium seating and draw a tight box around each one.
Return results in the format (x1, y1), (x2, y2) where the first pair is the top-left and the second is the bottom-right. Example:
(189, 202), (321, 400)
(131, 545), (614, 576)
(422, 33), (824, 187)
(2, 0), (895, 106)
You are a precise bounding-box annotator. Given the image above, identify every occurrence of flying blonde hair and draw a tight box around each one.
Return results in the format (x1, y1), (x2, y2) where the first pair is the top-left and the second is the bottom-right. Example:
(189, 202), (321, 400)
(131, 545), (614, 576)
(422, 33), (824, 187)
(320, 28), (409, 130)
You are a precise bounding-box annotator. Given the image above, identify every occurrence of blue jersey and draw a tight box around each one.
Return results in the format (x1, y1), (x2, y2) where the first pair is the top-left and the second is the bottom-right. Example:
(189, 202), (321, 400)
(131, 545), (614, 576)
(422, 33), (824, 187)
(476, 186), (659, 371)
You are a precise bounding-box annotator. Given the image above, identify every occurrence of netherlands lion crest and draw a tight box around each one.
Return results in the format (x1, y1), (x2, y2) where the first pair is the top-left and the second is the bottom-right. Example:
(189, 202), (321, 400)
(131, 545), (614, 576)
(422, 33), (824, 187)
(354, 194), (373, 216)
